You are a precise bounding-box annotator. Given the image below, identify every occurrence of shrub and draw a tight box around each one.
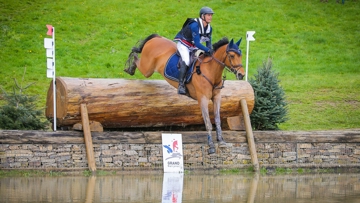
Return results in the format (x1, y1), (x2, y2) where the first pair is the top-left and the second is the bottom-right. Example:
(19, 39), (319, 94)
(249, 57), (288, 130)
(0, 73), (48, 130)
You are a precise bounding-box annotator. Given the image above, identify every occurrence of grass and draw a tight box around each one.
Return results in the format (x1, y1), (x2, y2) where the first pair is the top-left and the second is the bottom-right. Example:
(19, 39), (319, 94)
(82, 170), (116, 177)
(0, 169), (64, 177)
(0, 0), (359, 130)
(0, 167), (324, 177)
(0, 169), (117, 177)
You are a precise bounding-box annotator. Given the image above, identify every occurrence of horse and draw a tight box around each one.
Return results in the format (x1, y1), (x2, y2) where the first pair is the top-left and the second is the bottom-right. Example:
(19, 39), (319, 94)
(124, 34), (244, 154)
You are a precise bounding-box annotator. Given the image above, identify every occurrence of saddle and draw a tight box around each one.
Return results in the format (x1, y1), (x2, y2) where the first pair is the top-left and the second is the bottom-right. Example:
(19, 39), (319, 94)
(164, 50), (205, 83)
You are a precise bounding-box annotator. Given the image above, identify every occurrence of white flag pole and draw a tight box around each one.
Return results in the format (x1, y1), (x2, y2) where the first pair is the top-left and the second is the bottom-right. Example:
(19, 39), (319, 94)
(52, 27), (56, 131)
(245, 31), (255, 81)
(246, 40), (250, 81)
(45, 25), (56, 131)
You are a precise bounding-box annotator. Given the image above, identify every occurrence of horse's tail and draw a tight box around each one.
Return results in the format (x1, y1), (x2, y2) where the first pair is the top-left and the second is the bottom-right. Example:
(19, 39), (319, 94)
(131, 33), (161, 53)
(124, 34), (161, 75)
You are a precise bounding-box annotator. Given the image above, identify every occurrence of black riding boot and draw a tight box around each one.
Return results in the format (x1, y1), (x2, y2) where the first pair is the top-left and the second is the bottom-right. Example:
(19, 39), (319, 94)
(178, 61), (188, 95)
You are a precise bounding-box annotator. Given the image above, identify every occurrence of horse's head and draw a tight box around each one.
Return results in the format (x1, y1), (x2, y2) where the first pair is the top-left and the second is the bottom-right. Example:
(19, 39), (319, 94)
(225, 38), (244, 80)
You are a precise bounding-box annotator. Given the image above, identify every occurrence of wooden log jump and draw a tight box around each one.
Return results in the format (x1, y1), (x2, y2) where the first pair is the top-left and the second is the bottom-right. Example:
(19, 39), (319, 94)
(45, 77), (254, 130)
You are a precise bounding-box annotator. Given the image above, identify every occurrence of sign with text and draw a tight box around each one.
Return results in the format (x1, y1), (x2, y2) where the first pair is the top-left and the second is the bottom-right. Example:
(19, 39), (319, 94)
(162, 133), (184, 173)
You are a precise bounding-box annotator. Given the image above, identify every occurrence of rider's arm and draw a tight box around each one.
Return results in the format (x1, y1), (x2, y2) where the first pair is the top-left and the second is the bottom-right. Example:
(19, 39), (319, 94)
(189, 23), (211, 52)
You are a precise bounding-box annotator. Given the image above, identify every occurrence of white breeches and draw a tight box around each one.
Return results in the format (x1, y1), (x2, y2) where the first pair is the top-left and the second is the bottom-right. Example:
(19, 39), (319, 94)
(177, 42), (191, 66)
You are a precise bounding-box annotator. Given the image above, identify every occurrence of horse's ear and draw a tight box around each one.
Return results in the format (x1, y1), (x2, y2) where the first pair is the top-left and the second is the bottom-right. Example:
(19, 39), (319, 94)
(229, 39), (234, 46)
(227, 39), (235, 52)
(236, 37), (242, 46)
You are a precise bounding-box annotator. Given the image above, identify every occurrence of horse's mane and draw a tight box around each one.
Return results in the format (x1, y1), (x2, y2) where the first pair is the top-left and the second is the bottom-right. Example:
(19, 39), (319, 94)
(212, 37), (229, 51)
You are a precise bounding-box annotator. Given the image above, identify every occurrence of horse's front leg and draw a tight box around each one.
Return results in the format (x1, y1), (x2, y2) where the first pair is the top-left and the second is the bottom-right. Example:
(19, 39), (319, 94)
(213, 92), (226, 147)
(199, 96), (216, 154)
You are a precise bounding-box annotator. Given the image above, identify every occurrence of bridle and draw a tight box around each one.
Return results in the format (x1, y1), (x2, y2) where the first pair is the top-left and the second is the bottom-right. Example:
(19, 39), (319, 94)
(196, 50), (243, 89)
(213, 51), (243, 74)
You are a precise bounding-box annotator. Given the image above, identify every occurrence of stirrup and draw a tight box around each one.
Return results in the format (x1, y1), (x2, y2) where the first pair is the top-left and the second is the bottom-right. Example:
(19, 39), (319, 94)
(178, 84), (187, 95)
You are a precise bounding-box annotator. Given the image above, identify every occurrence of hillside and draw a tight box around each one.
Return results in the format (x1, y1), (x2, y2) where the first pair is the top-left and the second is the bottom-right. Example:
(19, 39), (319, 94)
(0, 0), (359, 130)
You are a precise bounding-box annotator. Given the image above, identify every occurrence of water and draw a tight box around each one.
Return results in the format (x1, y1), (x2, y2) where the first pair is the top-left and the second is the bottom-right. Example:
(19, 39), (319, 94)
(1, 172), (360, 203)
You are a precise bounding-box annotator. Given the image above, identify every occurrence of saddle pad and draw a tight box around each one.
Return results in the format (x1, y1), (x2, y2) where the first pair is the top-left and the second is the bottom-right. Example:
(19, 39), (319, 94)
(164, 53), (194, 83)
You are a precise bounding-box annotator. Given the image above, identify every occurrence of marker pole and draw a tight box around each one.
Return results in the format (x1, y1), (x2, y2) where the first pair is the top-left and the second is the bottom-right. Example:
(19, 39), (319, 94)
(245, 31), (255, 81)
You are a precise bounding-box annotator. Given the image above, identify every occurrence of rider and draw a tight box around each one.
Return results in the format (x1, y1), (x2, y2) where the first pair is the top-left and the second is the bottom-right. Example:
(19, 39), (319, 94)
(174, 6), (215, 95)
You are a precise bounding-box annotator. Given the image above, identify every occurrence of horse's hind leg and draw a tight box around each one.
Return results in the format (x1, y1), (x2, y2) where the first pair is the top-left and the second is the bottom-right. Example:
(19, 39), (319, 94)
(124, 52), (139, 75)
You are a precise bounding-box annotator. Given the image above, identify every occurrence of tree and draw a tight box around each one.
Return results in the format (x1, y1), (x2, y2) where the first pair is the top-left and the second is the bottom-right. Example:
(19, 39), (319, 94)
(249, 57), (288, 130)
(0, 69), (48, 130)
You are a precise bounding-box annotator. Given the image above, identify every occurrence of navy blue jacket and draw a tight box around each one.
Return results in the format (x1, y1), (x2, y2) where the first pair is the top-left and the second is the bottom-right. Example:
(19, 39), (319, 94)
(174, 18), (212, 52)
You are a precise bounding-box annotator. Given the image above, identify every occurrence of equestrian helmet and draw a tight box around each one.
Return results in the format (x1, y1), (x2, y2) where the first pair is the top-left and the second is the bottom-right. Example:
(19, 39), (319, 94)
(199, 7), (214, 17)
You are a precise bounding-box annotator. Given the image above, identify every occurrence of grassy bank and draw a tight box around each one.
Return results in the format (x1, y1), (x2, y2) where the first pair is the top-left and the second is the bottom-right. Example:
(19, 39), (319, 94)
(1, 0), (359, 130)
(1, 166), (359, 177)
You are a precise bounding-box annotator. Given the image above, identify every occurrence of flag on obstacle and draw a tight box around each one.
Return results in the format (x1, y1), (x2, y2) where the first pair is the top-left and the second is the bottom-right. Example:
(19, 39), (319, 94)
(46, 25), (53, 36)
(246, 31), (255, 41)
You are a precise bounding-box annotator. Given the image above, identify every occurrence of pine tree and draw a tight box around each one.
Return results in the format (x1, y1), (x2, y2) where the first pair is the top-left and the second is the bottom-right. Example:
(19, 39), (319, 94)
(0, 71), (48, 130)
(249, 57), (288, 130)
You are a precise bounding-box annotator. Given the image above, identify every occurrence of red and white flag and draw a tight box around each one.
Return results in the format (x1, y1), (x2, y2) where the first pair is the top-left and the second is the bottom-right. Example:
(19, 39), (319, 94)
(46, 25), (53, 36)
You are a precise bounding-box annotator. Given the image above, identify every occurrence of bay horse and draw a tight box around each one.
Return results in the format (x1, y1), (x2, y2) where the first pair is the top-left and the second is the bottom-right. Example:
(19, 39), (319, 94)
(124, 34), (244, 154)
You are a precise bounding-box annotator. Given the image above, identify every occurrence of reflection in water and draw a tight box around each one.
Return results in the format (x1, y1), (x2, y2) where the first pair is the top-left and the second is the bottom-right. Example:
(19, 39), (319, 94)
(162, 173), (183, 203)
(247, 173), (259, 203)
(1, 173), (360, 203)
(85, 176), (96, 203)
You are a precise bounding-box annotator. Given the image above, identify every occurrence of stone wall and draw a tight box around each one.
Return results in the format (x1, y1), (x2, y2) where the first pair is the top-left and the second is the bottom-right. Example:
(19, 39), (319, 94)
(1, 130), (360, 170)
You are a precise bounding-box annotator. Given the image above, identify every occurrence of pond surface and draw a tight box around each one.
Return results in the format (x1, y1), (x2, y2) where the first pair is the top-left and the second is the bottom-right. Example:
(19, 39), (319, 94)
(1, 172), (360, 203)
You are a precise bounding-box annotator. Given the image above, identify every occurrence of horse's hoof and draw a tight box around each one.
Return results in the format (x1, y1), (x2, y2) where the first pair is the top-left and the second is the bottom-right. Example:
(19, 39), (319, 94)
(124, 68), (131, 75)
(208, 147), (216, 154)
(124, 67), (135, 76)
(218, 141), (227, 148)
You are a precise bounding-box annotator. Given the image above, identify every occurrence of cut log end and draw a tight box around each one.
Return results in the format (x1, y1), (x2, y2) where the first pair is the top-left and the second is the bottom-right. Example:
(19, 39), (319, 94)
(227, 115), (246, 131)
(73, 121), (104, 132)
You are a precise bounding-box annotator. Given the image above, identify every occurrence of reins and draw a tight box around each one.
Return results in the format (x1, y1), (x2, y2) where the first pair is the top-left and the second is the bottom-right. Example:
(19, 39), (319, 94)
(195, 56), (224, 89)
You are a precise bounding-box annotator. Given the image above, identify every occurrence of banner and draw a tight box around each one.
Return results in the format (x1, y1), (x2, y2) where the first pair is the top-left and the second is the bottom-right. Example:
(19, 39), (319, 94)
(162, 133), (184, 173)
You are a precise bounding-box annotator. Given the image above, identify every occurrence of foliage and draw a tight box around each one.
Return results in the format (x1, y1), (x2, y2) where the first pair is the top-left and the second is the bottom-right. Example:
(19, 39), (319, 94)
(0, 69), (48, 130)
(249, 57), (288, 130)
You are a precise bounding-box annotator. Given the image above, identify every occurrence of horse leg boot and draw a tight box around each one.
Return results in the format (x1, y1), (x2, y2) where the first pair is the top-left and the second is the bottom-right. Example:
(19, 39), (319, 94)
(216, 124), (227, 147)
(178, 60), (188, 95)
(208, 135), (216, 154)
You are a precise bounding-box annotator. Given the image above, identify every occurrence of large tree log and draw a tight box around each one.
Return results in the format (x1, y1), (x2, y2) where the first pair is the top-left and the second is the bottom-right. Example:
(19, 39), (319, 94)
(45, 77), (254, 130)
